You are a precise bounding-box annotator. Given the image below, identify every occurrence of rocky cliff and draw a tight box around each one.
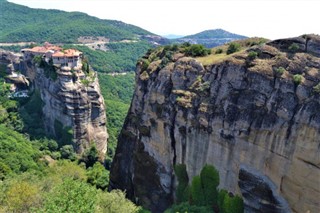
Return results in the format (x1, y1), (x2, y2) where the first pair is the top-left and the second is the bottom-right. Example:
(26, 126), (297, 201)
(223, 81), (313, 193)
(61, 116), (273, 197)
(31, 64), (108, 156)
(1, 50), (108, 157)
(110, 35), (320, 213)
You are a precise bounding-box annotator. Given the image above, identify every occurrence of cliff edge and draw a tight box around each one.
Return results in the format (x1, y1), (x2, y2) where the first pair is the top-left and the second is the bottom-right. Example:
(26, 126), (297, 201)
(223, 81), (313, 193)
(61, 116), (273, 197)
(110, 35), (320, 212)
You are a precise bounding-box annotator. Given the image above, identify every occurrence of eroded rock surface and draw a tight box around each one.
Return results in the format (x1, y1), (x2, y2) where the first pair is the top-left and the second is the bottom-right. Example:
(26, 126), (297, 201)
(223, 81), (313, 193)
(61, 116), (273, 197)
(0, 49), (108, 157)
(32, 65), (108, 156)
(110, 35), (320, 212)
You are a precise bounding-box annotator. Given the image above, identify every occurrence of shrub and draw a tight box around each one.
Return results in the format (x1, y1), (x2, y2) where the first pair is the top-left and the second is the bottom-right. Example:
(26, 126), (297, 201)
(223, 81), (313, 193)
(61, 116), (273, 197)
(222, 194), (244, 213)
(313, 83), (320, 94)
(32, 55), (42, 65)
(80, 144), (99, 168)
(200, 164), (220, 206)
(288, 43), (299, 52)
(40, 178), (96, 213)
(87, 162), (109, 190)
(275, 67), (286, 76)
(293, 74), (303, 85)
(174, 164), (189, 203)
(96, 190), (141, 213)
(227, 42), (241, 55)
(54, 119), (73, 147)
(191, 175), (205, 206)
(215, 48), (223, 54)
(4, 179), (41, 212)
(164, 202), (213, 213)
(184, 44), (211, 57)
(81, 79), (90, 87)
(60, 145), (76, 161)
(218, 189), (228, 210)
(247, 51), (258, 60)
(140, 58), (150, 71)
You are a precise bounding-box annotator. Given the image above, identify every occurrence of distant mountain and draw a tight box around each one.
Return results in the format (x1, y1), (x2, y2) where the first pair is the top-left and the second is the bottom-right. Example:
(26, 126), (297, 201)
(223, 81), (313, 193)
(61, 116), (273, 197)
(0, 0), (168, 44)
(174, 29), (247, 48)
(162, 34), (185, 39)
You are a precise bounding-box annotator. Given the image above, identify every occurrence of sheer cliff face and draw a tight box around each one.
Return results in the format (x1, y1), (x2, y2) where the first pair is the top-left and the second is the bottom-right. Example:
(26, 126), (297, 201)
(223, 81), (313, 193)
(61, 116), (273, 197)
(110, 35), (320, 213)
(28, 63), (108, 157)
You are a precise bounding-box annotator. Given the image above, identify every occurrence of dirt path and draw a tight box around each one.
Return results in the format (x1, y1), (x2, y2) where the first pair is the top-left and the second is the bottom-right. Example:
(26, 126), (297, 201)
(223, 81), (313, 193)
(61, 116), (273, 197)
(0, 42), (36, 46)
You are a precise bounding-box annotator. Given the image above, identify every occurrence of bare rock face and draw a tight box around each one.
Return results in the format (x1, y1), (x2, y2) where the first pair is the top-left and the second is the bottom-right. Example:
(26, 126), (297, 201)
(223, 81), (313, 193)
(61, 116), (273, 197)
(110, 35), (320, 213)
(239, 165), (291, 213)
(33, 66), (108, 156)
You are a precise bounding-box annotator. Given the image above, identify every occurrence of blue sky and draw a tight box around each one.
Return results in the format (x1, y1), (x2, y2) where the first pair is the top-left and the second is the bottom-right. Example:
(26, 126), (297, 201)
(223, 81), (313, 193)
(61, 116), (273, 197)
(8, 0), (320, 39)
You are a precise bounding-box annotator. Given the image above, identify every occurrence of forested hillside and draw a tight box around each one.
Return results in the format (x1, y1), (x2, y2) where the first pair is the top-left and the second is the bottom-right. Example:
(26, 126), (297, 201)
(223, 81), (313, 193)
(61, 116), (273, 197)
(98, 73), (135, 168)
(0, 54), (143, 213)
(0, 0), (152, 43)
(64, 42), (151, 72)
(174, 29), (247, 48)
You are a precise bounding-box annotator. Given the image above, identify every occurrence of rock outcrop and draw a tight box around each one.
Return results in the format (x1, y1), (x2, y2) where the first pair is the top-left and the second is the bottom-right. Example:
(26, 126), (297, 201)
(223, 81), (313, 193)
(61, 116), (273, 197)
(110, 35), (320, 212)
(0, 49), (108, 157)
(32, 65), (108, 156)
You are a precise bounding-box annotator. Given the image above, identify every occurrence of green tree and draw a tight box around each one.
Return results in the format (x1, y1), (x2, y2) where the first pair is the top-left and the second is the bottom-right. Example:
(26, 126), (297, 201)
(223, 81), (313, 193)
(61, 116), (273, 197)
(60, 145), (76, 161)
(87, 162), (109, 190)
(191, 175), (205, 206)
(218, 189), (228, 212)
(174, 164), (190, 203)
(230, 195), (244, 213)
(200, 164), (220, 206)
(96, 190), (141, 213)
(5, 181), (40, 212)
(184, 44), (211, 57)
(80, 144), (99, 168)
(164, 202), (213, 213)
(40, 178), (96, 213)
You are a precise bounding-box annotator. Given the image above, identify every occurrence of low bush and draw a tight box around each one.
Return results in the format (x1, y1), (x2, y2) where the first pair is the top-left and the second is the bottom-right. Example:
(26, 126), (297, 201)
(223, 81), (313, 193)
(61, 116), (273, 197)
(293, 74), (303, 84)
(288, 43), (299, 52)
(215, 48), (223, 54)
(184, 44), (211, 57)
(227, 42), (241, 55)
(247, 51), (258, 60)
(275, 67), (286, 76)
(313, 83), (320, 94)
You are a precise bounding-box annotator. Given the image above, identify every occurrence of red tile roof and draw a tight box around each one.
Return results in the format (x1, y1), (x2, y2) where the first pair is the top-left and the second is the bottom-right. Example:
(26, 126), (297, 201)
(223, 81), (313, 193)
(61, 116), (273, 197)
(22, 43), (81, 57)
(52, 51), (65, 57)
(52, 49), (81, 57)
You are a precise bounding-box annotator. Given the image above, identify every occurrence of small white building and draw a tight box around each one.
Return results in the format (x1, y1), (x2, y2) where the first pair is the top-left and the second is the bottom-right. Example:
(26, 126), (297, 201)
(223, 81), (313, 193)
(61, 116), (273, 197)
(51, 49), (83, 69)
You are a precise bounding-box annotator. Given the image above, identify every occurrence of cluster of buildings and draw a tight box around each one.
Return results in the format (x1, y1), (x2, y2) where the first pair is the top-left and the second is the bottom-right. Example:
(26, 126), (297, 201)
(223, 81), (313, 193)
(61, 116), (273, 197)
(21, 42), (83, 69)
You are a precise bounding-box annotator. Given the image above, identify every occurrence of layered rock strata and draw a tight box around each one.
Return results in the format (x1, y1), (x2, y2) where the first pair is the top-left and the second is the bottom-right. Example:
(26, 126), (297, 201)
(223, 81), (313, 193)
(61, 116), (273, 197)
(110, 35), (320, 213)
(0, 49), (108, 157)
(32, 65), (108, 156)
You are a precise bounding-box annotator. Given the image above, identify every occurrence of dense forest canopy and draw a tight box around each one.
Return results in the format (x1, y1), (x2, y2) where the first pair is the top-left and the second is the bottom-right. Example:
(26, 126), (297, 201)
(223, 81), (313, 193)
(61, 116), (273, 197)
(0, 1), (153, 43)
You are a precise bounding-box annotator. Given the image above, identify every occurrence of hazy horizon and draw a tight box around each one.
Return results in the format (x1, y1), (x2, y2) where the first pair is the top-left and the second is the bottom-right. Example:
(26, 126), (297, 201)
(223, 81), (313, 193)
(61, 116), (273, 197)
(6, 0), (320, 40)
